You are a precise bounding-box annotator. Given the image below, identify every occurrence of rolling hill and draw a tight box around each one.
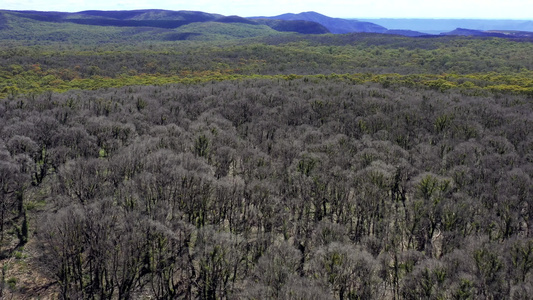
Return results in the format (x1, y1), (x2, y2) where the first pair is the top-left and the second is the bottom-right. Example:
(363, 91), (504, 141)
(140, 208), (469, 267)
(0, 9), (328, 43)
(251, 11), (387, 34)
(253, 18), (330, 34)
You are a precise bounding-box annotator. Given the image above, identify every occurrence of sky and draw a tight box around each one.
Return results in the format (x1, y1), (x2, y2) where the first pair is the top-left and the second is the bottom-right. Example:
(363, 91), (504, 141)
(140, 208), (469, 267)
(2, 0), (533, 19)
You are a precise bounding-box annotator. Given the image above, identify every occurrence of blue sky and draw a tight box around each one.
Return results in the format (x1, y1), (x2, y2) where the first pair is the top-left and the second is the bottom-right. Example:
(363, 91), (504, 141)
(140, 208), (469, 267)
(2, 0), (532, 19)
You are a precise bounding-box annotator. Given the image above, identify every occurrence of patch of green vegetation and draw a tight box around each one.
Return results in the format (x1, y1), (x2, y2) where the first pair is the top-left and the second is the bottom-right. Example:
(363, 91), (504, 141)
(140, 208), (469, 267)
(7, 277), (17, 289)
(173, 22), (286, 40)
(25, 200), (46, 211)
(13, 250), (24, 260)
(2, 70), (532, 100)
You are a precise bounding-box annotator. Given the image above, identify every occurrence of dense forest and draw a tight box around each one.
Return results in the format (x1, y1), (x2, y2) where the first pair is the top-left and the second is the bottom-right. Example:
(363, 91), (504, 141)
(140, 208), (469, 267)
(1, 9), (533, 300)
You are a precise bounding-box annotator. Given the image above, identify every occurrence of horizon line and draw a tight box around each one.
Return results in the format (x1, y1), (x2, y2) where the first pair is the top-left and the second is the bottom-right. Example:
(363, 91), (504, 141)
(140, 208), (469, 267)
(2, 9), (532, 21)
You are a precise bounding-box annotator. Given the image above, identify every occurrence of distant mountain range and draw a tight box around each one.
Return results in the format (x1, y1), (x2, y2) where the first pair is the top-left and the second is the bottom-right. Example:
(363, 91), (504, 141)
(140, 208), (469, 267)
(358, 18), (533, 35)
(256, 12), (533, 37)
(1, 9), (532, 41)
(440, 28), (533, 38)
(0, 9), (330, 35)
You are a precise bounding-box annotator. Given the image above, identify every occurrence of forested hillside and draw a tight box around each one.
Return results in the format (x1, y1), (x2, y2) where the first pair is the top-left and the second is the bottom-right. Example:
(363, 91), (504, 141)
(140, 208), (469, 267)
(0, 9), (533, 300)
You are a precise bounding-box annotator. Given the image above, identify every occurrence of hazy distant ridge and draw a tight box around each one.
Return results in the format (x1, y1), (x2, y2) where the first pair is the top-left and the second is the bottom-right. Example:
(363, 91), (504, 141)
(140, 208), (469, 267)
(358, 18), (533, 34)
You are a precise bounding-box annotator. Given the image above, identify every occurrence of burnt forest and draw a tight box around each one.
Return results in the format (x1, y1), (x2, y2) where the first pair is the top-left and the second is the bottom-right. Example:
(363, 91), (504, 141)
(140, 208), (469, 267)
(1, 9), (533, 300)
